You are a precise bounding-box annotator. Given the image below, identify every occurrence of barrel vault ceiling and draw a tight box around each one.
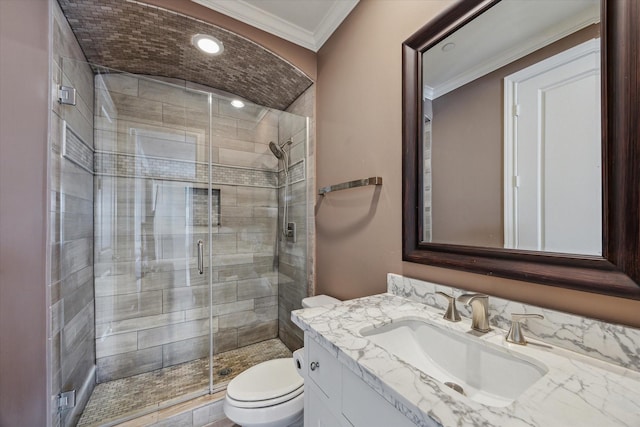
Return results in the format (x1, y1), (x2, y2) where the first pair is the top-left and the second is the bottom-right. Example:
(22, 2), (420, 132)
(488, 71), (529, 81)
(57, 0), (314, 110)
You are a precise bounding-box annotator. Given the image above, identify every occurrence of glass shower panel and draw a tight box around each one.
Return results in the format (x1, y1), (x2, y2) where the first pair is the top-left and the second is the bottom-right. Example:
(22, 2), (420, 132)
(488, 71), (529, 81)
(208, 93), (282, 385)
(52, 56), (98, 427)
(91, 71), (214, 414)
(275, 111), (309, 352)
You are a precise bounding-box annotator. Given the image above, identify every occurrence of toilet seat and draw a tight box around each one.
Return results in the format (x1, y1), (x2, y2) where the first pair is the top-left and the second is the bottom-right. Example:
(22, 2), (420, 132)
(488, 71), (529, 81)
(226, 385), (303, 409)
(226, 358), (304, 409)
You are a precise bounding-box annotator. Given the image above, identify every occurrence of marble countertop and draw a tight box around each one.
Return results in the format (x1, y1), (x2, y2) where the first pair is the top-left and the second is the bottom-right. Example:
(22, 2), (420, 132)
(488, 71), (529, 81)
(291, 293), (640, 427)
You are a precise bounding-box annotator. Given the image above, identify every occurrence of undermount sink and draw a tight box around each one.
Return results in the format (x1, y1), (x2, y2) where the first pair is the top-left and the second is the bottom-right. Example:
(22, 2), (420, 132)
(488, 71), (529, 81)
(360, 319), (548, 407)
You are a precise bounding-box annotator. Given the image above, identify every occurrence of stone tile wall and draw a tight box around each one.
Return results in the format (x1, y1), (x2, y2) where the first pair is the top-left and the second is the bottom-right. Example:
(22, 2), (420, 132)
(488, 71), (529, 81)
(286, 85), (315, 297)
(50, 3), (96, 426)
(278, 88), (314, 351)
(93, 73), (285, 382)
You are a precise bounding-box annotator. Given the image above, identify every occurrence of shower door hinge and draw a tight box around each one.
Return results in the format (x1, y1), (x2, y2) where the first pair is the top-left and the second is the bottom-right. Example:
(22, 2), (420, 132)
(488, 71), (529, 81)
(58, 85), (77, 106)
(57, 390), (76, 412)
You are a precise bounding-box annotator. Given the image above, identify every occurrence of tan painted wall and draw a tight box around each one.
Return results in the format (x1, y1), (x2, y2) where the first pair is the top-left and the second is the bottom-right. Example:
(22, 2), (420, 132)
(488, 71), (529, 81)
(143, 0), (317, 81)
(0, 0), (50, 425)
(315, 0), (640, 328)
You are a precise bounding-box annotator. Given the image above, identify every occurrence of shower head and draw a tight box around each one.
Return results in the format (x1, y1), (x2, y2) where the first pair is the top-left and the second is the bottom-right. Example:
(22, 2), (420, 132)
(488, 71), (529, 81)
(268, 139), (292, 159)
(269, 141), (284, 159)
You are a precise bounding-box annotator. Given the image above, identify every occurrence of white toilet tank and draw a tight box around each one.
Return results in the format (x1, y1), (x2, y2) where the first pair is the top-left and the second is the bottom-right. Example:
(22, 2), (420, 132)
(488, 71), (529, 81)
(301, 295), (340, 308)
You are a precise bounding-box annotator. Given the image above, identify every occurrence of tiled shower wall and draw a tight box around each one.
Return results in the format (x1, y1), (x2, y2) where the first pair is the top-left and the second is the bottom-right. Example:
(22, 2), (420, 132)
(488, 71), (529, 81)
(288, 86), (315, 302)
(93, 73), (285, 382)
(278, 86), (314, 351)
(50, 3), (96, 427)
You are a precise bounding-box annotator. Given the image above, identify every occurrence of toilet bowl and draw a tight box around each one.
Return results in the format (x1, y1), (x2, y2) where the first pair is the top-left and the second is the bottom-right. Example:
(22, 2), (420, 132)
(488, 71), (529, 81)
(223, 295), (340, 427)
(223, 358), (304, 427)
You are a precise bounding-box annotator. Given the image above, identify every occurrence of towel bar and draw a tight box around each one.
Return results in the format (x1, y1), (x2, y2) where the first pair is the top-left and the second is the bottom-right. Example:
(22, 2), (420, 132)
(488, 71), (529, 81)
(318, 177), (382, 195)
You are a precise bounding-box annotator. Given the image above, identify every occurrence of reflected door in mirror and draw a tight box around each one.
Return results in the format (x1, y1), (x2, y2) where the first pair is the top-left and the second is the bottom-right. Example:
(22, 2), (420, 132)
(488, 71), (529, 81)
(504, 40), (601, 256)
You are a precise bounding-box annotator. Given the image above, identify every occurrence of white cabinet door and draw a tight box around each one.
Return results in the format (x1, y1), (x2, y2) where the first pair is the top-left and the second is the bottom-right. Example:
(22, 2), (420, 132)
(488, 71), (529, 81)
(305, 381), (350, 427)
(341, 366), (417, 427)
(304, 334), (418, 427)
(305, 335), (343, 414)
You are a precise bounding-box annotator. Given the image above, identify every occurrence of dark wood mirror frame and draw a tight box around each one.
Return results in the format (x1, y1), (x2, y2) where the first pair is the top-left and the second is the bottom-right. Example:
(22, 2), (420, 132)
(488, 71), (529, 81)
(402, 0), (640, 299)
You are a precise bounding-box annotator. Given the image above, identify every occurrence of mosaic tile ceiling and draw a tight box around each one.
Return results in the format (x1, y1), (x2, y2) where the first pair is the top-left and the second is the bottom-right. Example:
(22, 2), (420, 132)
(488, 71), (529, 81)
(57, 0), (313, 110)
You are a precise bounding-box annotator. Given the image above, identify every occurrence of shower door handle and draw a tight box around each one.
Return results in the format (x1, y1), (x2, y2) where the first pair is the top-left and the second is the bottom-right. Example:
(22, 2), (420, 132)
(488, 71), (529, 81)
(197, 240), (204, 275)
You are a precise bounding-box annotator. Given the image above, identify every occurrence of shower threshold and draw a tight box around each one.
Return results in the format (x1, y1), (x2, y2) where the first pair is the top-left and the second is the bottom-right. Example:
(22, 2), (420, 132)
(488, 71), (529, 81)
(77, 338), (292, 427)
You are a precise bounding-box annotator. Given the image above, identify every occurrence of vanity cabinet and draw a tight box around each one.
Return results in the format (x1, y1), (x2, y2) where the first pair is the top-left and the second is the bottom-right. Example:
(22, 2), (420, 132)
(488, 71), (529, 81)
(304, 335), (417, 427)
(305, 381), (345, 427)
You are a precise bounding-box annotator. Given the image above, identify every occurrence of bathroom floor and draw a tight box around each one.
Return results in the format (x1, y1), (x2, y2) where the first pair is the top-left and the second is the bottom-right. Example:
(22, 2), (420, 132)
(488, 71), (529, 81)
(78, 339), (292, 427)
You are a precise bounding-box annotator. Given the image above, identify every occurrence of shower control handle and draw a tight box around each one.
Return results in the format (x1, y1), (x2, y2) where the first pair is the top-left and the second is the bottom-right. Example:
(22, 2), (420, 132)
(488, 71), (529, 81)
(310, 361), (320, 371)
(197, 240), (204, 275)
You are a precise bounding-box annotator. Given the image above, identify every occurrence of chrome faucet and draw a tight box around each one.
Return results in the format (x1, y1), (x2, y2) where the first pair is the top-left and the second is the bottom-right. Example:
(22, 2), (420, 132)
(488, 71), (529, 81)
(457, 293), (491, 333)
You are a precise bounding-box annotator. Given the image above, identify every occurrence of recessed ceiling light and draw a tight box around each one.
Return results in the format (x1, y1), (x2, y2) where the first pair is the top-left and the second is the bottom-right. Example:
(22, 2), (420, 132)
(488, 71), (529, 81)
(230, 99), (245, 109)
(192, 34), (224, 55)
(442, 42), (456, 52)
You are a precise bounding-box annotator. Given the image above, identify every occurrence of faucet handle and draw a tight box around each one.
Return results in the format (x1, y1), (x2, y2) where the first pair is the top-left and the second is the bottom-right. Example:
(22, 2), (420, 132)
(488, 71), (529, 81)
(506, 313), (544, 345)
(435, 291), (461, 322)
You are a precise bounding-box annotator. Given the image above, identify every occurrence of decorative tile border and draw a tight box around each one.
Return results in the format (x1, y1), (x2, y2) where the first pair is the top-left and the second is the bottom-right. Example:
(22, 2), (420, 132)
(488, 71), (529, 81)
(63, 121), (94, 173)
(95, 151), (278, 188)
(277, 159), (305, 187)
(387, 273), (640, 372)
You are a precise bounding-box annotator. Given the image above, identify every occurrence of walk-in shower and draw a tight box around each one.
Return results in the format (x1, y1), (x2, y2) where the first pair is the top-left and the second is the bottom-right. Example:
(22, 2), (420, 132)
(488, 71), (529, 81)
(51, 58), (309, 426)
(49, 0), (313, 424)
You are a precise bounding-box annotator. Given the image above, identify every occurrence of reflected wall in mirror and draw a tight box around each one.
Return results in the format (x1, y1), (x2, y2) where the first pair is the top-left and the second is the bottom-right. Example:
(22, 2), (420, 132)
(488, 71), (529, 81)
(402, 0), (640, 298)
(421, 0), (602, 256)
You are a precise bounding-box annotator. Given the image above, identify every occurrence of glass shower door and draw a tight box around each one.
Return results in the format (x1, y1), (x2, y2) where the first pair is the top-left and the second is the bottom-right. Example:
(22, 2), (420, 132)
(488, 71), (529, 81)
(88, 70), (215, 422)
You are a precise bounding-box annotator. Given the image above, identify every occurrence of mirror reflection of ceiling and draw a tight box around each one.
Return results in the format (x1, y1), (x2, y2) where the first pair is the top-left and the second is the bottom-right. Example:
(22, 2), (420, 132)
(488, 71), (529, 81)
(56, 0), (313, 110)
(422, 0), (599, 100)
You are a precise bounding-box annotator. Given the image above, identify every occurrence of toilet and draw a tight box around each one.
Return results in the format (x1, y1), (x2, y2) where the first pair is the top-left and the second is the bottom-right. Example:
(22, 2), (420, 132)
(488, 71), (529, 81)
(223, 295), (340, 427)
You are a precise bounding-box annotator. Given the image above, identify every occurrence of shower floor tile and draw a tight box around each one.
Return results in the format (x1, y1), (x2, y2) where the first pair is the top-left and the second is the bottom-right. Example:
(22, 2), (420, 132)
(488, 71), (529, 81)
(78, 339), (292, 427)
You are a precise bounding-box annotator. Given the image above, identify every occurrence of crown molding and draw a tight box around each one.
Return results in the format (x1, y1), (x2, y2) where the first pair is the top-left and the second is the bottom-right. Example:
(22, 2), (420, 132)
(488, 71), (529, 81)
(191, 0), (358, 52)
(313, 0), (359, 50)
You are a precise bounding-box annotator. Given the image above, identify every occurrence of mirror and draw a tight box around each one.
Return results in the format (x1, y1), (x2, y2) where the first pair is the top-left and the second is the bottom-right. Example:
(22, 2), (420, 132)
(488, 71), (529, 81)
(422, 0), (601, 256)
(402, 0), (640, 298)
